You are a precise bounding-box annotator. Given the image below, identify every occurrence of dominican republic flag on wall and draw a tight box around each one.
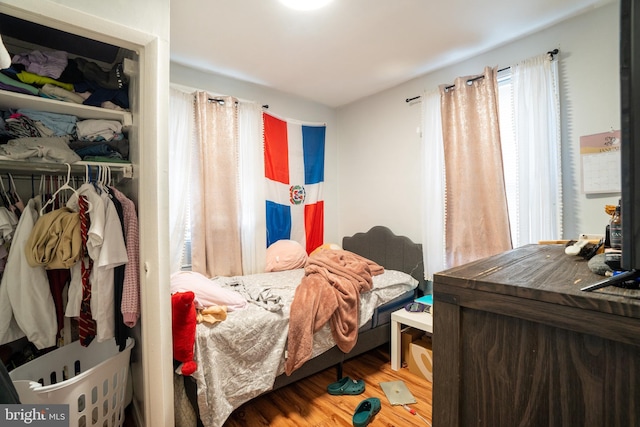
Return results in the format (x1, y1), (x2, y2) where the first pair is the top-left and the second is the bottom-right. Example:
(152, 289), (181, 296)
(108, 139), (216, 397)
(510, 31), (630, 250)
(264, 112), (326, 254)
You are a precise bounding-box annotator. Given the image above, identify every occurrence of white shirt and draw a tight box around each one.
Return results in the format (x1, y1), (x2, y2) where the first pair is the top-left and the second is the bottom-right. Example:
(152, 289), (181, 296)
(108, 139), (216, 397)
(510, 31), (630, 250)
(91, 190), (128, 341)
(0, 198), (57, 349)
(65, 185), (127, 342)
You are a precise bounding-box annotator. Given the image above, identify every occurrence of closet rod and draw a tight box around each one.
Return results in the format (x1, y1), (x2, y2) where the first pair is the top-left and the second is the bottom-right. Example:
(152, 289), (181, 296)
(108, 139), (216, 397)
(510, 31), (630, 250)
(0, 160), (133, 180)
(405, 48), (560, 102)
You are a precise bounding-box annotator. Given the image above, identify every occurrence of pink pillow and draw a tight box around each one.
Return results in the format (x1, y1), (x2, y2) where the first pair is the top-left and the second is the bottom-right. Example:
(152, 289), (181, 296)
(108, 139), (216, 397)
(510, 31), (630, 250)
(265, 239), (308, 272)
(170, 271), (248, 311)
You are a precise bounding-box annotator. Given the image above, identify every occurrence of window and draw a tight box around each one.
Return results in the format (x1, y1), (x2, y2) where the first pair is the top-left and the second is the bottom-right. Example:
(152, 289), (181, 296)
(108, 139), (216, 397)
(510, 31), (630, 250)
(497, 70), (519, 247)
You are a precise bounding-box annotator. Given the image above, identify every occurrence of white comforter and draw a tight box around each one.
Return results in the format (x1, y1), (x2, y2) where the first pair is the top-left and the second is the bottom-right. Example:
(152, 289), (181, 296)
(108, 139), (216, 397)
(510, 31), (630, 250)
(191, 268), (417, 427)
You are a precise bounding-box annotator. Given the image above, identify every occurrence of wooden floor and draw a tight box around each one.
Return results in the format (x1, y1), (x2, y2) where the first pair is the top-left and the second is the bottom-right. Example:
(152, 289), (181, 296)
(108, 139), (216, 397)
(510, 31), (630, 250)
(223, 345), (432, 427)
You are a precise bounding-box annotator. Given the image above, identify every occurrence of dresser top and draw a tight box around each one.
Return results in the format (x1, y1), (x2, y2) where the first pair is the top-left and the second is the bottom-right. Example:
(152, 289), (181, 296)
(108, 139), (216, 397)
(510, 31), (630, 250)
(434, 244), (640, 319)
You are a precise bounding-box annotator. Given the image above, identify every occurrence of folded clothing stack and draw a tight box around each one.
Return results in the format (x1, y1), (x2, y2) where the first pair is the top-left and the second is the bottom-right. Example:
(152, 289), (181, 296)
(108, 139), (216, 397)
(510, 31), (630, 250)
(1, 49), (130, 110)
(0, 109), (129, 162)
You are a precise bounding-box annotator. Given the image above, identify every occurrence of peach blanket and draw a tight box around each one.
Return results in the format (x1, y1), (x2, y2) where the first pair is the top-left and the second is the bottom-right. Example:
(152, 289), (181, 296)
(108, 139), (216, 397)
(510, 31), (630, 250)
(284, 249), (384, 375)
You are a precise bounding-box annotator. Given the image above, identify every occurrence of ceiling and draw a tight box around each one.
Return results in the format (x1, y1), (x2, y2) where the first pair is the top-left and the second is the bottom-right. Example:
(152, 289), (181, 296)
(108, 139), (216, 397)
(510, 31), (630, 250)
(170, 0), (612, 108)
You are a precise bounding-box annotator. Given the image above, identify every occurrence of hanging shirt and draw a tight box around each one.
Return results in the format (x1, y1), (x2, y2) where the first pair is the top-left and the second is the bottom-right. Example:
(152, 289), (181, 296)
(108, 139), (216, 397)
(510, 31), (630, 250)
(67, 183), (106, 260)
(0, 206), (18, 245)
(65, 184), (127, 342)
(91, 190), (128, 342)
(0, 198), (57, 349)
(25, 206), (81, 269)
(65, 183), (106, 318)
(111, 187), (140, 327)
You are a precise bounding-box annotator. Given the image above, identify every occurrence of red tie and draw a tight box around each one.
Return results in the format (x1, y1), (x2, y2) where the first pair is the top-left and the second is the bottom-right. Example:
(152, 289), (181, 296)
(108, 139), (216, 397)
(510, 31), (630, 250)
(78, 195), (96, 346)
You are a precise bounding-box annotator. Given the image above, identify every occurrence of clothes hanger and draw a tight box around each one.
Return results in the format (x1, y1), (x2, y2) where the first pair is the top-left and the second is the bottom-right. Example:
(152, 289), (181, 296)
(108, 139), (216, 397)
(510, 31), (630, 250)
(3, 175), (17, 206)
(38, 175), (44, 197)
(95, 164), (113, 192)
(87, 164), (104, 194)
(56, 175), (63, 204)
(96, 165), (103, 187)
(105, 165), (112, 187)
(0, 174), (9, 208)
(100, 165), (112, 189)
(40, 163), (83, 216)
(7, 173), (24, 215)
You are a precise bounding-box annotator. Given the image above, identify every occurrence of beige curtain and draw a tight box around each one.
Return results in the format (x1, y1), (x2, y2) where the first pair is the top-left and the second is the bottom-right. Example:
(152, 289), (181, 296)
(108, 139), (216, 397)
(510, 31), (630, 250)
(191, 92), (242, 277)
(440, 66), (512, 267)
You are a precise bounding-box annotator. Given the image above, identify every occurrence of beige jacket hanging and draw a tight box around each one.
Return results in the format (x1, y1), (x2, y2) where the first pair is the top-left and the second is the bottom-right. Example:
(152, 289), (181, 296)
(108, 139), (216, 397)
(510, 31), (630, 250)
(25, 207), (82, 270)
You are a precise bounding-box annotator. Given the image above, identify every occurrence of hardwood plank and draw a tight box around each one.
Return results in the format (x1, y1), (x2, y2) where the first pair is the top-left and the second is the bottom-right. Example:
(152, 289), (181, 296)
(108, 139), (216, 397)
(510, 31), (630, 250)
(432, 300), (459, 427)
(224, 345), (432, 426)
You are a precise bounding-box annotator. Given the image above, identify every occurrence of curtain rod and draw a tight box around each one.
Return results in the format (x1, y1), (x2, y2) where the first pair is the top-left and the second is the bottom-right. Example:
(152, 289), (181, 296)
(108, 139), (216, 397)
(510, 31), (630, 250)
(209, 97), (269, 109)
(170, 84), (265, 107)
(405, 48), (559, 103)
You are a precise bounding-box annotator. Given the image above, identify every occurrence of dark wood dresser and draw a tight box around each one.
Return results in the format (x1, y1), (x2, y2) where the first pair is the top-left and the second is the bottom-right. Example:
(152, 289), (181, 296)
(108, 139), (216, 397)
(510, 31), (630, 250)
(432, 244), (640, 426)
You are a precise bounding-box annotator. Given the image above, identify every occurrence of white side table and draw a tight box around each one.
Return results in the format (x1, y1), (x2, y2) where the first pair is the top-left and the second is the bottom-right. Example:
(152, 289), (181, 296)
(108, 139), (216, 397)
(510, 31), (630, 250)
(391, 308), (433, 371)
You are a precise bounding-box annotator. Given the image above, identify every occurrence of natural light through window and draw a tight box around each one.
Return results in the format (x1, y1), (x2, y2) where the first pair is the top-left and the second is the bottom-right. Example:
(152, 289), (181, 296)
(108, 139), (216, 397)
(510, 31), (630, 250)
(497, 70), (519, 248)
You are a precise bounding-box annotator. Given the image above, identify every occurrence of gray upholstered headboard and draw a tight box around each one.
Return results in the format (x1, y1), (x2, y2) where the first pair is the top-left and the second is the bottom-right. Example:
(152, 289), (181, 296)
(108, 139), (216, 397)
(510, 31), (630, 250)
(342, 226), (425, 291)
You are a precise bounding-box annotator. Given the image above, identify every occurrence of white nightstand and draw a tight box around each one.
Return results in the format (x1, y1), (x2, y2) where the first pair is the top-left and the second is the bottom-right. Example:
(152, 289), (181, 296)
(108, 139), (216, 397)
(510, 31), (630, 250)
(390, 308), (433, 371)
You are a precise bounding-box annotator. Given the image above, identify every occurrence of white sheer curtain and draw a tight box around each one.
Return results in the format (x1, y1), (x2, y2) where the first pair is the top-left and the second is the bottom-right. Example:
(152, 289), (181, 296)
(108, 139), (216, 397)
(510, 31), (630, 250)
(421, 89), (446, 280)
(511, 53), (562, 244)
(168, 87), (195, 273)
(238, 102), (266, 274)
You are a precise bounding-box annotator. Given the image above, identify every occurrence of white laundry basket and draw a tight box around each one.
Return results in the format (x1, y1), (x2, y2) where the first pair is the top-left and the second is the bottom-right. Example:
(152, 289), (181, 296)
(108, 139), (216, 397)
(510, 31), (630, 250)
(9, 338), (134, 427)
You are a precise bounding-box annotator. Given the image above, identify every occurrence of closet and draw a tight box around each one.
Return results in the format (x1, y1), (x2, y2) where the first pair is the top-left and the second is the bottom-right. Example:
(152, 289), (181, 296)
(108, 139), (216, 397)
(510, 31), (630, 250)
(0, 3), (173, 427)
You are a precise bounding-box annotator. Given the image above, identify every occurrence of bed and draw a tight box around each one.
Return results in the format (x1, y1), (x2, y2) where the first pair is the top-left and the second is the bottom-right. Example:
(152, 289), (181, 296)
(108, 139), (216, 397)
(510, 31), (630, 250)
(177, 226), (425, 427)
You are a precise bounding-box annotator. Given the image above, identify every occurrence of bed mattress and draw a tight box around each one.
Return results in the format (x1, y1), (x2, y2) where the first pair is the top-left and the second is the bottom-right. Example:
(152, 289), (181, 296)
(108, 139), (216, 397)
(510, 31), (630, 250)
(368, 289), (416, 329)
(191, 267), (417, 427)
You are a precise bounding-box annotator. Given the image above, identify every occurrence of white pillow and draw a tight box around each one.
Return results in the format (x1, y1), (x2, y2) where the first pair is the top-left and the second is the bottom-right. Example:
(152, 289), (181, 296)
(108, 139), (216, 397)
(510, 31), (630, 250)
(170, 271), (248, 311)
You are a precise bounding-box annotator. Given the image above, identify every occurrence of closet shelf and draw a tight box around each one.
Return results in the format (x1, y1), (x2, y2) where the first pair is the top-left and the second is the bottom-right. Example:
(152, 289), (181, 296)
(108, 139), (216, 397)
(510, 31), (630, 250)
(0, 90), (133, 126)
(0, 159), (133, 181)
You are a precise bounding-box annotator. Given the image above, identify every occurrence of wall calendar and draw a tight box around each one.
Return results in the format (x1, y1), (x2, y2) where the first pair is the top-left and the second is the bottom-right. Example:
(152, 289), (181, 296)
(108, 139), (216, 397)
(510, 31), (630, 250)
(580, 130), (621, 194)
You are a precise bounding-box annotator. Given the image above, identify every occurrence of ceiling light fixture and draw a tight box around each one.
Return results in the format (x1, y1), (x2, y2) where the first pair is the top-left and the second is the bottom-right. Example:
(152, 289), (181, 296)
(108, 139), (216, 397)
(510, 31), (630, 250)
(279, 0), (333, 11)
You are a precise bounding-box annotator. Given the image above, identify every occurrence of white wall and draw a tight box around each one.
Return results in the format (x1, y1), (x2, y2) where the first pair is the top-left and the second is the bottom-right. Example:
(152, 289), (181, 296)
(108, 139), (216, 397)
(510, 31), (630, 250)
(22, 0), (169, 41)
(337, 1), (620, 244)
(170, 3), (620, 249)
(170, 63), (341, 243)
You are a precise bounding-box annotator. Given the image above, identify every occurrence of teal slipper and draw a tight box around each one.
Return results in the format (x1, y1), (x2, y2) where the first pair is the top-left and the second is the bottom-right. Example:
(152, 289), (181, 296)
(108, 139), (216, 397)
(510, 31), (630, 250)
(352, 397), (381, 427)
(327, 377), (365, 395)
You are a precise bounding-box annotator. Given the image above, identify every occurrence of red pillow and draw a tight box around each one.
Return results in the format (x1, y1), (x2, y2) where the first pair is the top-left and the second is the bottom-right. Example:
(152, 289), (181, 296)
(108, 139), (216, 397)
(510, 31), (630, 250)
(171, 291), (197, 376)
